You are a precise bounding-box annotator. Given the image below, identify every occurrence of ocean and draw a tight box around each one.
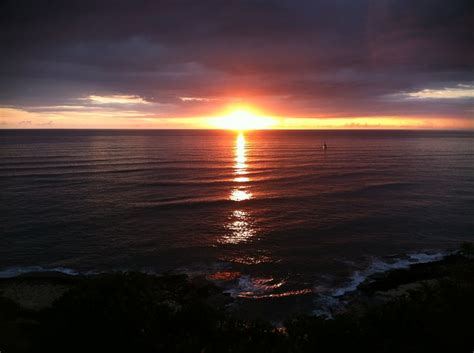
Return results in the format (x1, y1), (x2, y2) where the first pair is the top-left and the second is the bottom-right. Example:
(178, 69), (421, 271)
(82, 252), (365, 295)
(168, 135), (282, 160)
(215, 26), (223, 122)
(1, 129), (473, 318)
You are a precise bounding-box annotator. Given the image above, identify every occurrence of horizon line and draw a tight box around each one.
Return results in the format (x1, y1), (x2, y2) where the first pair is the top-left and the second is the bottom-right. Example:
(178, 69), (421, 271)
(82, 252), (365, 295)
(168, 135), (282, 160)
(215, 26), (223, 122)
(1, 127), (473, 132)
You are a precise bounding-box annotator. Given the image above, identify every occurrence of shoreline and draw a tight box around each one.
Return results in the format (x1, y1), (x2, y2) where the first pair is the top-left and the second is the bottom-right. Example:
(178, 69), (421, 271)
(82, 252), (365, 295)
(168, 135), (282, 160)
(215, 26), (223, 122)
(0, 248), (460, 317)
(1, 244), (472, 352)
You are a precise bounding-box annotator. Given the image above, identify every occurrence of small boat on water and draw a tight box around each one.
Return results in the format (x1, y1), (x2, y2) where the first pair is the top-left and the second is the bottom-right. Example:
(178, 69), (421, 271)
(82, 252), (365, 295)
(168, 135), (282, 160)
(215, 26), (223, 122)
(323, 142), (328, 150)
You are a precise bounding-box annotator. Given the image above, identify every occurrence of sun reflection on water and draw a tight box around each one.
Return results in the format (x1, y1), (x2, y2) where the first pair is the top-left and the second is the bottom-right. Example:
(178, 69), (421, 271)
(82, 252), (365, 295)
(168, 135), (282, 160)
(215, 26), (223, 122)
(220, 209), (257, 244)
(230, 189), (253, 201)
(233, 176), (250, 182)
(230, 132), (252, 201)
(220, 132), (257, 244)
(234, 133), (247, 172)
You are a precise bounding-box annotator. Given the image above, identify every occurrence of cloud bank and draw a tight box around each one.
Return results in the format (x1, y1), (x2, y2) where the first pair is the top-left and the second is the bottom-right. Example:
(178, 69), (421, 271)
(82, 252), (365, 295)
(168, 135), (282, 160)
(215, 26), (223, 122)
(0, 0), (472, 128)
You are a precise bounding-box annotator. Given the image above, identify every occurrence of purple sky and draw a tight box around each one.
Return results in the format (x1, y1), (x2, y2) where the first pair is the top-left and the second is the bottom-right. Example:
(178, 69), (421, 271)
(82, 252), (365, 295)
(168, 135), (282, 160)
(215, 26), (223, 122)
(1, 0), (473, 128)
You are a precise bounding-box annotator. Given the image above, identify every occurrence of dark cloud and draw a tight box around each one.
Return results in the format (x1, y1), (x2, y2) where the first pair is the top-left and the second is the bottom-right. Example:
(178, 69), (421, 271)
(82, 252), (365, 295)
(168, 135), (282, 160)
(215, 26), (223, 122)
(0, 0), (473, 120)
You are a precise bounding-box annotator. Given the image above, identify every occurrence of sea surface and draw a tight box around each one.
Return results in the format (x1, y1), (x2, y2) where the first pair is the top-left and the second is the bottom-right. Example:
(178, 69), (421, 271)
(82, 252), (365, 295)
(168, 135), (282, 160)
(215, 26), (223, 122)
(1, 129), (473, 318)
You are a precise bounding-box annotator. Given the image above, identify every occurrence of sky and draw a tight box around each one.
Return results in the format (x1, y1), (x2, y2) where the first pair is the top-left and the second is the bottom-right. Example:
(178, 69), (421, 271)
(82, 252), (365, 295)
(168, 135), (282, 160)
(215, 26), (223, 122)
(0, 0), (473, 129)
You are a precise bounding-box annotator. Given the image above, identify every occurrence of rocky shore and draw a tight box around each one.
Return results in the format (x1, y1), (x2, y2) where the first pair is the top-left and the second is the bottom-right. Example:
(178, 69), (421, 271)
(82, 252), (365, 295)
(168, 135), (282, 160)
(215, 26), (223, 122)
(1, 243), (472, 353)
(339, 247), (474, 313)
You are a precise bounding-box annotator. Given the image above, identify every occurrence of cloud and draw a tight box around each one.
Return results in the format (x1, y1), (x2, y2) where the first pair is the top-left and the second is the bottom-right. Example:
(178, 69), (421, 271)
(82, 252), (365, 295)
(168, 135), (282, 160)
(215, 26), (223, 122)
(0, 0), (472, 127)
(86, 95), (150, 104)
(403, 84), (474, 99)
(179, 97), (215, 102)
(0, 107), (155, 129)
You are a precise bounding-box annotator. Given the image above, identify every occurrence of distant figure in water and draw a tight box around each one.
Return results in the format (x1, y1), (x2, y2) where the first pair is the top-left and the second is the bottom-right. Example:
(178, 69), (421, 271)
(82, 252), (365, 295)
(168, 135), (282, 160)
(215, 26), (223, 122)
(323, 142), (328, 150)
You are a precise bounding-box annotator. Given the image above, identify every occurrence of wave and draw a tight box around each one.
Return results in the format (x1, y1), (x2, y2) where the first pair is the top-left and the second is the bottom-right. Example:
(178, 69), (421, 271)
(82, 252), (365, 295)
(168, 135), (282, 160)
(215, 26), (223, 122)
(0, 266), (154, 278)
(0, 266), (81, 278)
(330, 252), (446, 297)
(224, 275), (285, 297)
(0, 158), (236, 170)
(0, 251), (449, 315)
(312, 251), (448, 318)
(220, 275), (313, 300)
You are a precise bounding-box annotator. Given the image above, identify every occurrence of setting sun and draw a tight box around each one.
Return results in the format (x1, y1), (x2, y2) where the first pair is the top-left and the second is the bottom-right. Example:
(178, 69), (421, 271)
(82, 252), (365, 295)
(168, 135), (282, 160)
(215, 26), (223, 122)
(208, 107), (277, 130)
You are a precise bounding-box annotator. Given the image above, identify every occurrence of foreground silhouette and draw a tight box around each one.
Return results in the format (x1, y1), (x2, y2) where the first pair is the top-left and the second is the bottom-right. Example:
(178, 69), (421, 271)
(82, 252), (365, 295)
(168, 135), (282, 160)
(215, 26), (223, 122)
(1, 244), (473, 353)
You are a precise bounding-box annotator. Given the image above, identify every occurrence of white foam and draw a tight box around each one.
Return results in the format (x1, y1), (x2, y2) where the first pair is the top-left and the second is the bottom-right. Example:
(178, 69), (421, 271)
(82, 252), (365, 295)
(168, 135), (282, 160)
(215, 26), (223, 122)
(331, 251), (445, 297)
(312, 251), (448, 317)
(0, 266), (80, 278)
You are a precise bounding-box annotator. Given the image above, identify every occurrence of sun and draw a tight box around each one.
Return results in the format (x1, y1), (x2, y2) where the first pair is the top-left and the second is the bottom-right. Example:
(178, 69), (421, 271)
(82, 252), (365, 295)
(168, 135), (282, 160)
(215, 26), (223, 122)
(209, 107), (277, 131)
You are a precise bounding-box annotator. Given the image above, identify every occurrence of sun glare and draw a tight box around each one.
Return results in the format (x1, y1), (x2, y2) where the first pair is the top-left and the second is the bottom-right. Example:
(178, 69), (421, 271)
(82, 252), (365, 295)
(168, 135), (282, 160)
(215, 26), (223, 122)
(209, 108), (277, 130)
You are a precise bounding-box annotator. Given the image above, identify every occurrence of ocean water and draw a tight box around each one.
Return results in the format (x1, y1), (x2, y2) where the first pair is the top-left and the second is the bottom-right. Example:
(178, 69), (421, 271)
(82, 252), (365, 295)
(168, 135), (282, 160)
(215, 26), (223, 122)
(1, 130), (473, 318)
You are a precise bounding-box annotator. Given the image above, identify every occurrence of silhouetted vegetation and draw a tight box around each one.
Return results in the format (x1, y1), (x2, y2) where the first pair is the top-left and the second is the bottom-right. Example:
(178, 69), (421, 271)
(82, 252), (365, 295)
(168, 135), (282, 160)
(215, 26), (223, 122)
(1, 246), (473, 353)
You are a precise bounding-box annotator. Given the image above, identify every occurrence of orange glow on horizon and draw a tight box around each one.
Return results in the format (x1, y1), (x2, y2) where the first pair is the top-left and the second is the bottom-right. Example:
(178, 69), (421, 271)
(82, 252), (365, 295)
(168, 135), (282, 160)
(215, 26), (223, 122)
(0, 107), (472, 130)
